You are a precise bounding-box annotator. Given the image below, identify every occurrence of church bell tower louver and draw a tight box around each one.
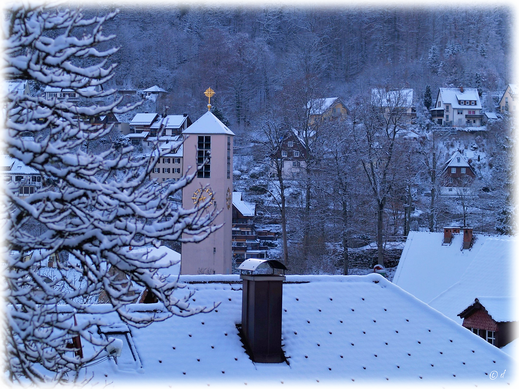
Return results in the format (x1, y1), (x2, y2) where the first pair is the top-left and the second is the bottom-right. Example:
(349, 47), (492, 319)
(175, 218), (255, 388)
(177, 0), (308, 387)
(181, 89), (234, 274)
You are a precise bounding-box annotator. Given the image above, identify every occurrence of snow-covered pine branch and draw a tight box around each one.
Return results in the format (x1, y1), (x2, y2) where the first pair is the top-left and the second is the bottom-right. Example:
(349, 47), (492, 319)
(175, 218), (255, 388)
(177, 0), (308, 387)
(3, 4), (218, 384)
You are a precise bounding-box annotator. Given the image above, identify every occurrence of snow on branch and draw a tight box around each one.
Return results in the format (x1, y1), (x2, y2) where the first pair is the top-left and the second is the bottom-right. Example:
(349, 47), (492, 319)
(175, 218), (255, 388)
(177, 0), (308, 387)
(3, 4), (219, 384)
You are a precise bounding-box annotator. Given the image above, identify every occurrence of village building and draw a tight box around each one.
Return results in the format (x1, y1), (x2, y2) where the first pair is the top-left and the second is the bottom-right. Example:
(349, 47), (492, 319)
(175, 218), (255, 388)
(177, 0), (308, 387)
(498, 84), (517, 114)
(307, 97), (348, 126)
(2, 155), (43, 198)
(273, 129), (308, 178)
(181, 93), (235, 275)
(371, 88), (416, 121)
(393, 230), (514, 328)
(458, 297), (516, 348)
(231, 192), (271, 265)
(440, 151), (477, 197)
(430, 87), (483, 127)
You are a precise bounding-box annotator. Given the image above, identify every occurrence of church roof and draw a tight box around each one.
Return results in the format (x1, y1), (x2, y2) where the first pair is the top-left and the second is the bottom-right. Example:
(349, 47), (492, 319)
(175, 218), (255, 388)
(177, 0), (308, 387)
(183, 111), (234, 136)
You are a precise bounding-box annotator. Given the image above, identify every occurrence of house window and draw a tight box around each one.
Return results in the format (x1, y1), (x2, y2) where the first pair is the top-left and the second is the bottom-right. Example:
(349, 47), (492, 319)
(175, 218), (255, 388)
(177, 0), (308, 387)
(292, 161), (301, 167)
(458, 110), (463, 115)
(282, 151), (288, 158)
(154, 168), (160, 173)
(461, 167), (466, 174)
(451, 167), (456, 174)
(197, 136), (211, 178)
(471, 328), (495, 345)
(15, 176), (23, 182)
(294, 151), (300, 157)
(288, 141), (294, 148)
(446, 105), (450, 112)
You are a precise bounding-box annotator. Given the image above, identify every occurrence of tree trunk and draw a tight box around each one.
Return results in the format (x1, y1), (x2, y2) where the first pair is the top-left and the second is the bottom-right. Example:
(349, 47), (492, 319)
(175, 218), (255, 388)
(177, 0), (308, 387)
(377, 202), (385, 266)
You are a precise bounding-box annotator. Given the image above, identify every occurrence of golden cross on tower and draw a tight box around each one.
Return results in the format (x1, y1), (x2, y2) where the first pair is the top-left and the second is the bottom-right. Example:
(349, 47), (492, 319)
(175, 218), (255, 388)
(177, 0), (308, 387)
(204, 87), (215, 111)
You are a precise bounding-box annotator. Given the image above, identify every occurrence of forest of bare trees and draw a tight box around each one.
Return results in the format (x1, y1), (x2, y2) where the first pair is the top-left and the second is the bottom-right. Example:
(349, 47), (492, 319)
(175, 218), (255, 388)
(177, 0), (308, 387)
(96, 6), (511, 127)
(90, 6), (513, 273)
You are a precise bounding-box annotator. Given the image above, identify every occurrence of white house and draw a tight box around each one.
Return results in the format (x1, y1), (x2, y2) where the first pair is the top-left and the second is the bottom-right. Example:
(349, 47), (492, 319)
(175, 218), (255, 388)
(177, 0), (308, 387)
(2, 155), (43, 198)
(430, 87), (483, 127)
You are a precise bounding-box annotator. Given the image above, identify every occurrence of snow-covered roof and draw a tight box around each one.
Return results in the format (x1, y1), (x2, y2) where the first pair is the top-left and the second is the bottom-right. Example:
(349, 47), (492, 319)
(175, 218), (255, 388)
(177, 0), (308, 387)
(7, 80), (27, 95)
(2, 156), (39, 175)
(371, 88), (414, 107)
(183, 111), (234, 136)
(233, 192), (255, 217)
(445, 151), (471, 168)
(485, 112), (498, 120)
(78, 274), (514, 386)
(150, 115), (187, 129)
(143, 85), (167, 93)
(130, 113), (158, 126)
(438, 88), (482, 109)
(393, 231), (514, 323)
(459, 297), (515, 323)
(307, 97), (340, 115)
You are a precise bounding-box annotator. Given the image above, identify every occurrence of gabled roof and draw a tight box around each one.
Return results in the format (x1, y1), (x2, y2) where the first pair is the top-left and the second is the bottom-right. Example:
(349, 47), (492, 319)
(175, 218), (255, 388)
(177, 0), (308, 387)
(393, 231), (514, 323)
(371, 88), (414, 107)
(130, 113), (159, 126)
(458, 297), (515, 323)
(182, 111), (234, 136)
(143, 85), (167, 93)
(307, 97), (342, 115)
(233, 192), (255, 217)
(79, 274), (514, 385)
(150, 115), (188, 129)
(444, 151), (472, 168)
(2, 156), (39, 175)
(437, 88), (482, 109)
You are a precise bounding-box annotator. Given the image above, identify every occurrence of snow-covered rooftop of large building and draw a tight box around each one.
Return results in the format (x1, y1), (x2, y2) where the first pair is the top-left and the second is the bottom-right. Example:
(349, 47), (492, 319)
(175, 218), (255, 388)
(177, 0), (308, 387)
(183, 111), (234, 135)
(393, 231), (514, 323)
(371, 88), (414, 107)
(130, 113), (158, 126)
(233, 192), (255, 217)
(438, 87), (482, 109)
(77, 274), (514, 387)
(149, 115), (188, 129)
(307, 97), (340, 115)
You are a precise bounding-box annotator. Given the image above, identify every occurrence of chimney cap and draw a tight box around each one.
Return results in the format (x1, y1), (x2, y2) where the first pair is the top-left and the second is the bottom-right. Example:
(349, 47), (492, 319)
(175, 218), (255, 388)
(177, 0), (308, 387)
(238, 259), (287, 275)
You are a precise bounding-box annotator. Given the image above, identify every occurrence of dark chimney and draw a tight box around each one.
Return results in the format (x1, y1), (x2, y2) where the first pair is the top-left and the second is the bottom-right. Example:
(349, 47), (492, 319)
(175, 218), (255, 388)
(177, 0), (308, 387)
(238, 259), (287, 363)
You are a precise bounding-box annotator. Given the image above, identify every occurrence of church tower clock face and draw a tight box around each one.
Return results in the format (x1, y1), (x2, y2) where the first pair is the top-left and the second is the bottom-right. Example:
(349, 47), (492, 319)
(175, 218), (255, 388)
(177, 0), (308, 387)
(192, 187), (214, 205)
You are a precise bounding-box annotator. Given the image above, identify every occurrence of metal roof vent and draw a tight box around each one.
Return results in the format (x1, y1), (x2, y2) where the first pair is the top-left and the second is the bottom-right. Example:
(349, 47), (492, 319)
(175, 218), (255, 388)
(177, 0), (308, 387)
(238, 259), (287, 363)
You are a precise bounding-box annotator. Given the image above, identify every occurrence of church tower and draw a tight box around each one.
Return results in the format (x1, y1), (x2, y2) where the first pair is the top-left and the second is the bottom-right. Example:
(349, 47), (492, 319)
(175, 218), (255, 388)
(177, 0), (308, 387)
(181, 89), (234, 274)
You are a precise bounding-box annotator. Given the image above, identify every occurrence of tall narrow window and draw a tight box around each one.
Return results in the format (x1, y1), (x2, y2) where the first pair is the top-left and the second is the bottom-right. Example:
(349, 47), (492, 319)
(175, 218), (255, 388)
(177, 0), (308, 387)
(197, 136), (211, 178)
(227, 136), (231, 179)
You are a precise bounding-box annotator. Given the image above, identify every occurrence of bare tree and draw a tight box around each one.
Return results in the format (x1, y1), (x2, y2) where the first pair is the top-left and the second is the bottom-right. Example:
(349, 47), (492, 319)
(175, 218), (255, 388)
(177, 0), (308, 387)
(352, 89), (410, 265)
(256, 115), (290, 268)
(3, 5), (217, 383)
